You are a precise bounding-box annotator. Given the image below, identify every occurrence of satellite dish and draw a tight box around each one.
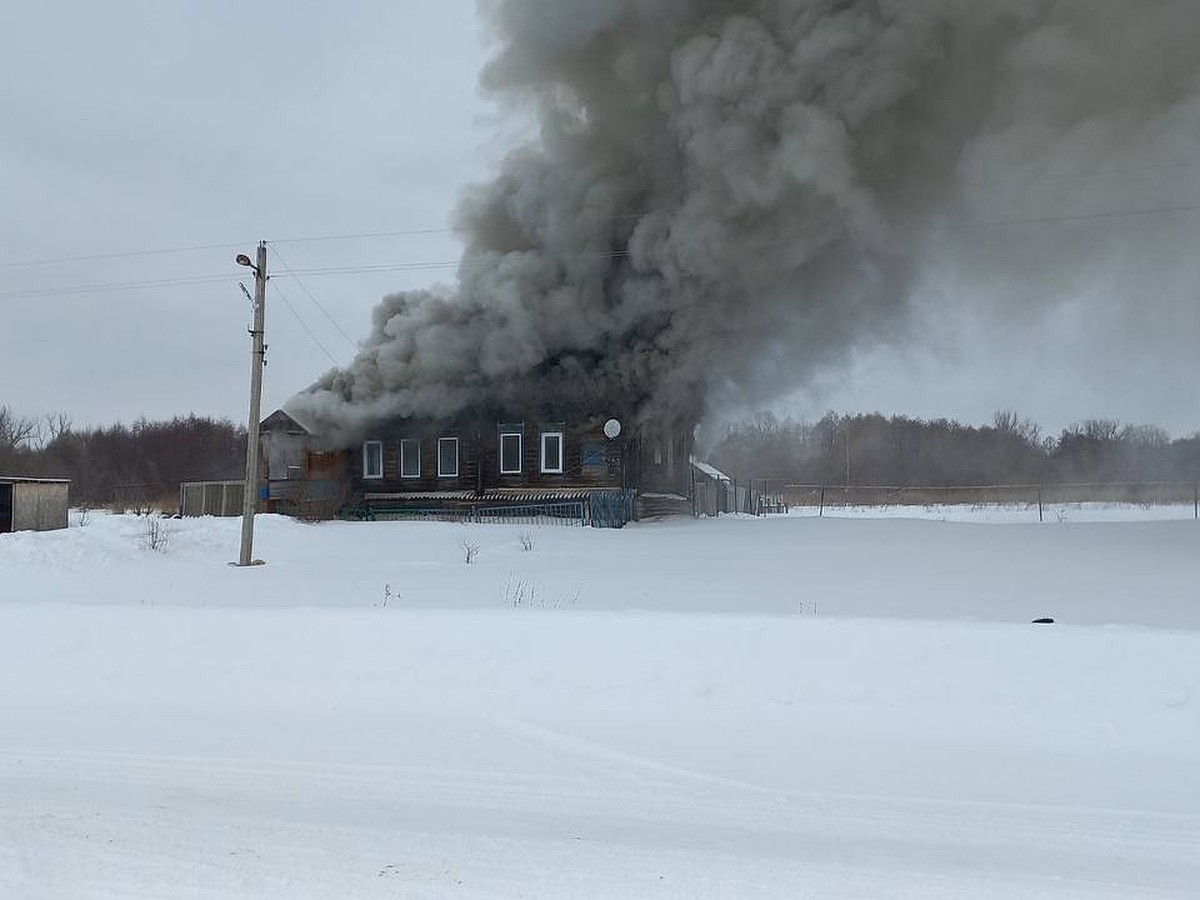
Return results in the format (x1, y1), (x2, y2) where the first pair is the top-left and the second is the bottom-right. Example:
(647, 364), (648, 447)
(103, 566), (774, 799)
(603, 418), (622, 439)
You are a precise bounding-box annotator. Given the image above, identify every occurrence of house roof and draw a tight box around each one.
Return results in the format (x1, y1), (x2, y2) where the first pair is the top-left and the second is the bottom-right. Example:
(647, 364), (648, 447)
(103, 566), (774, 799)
(689, 458), (731, 483)
(261, 408), (317, 435)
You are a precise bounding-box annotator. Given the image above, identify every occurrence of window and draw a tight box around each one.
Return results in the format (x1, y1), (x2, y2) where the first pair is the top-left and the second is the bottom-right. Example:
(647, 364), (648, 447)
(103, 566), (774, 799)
(400, 439), (421, 479)
(437, 437), (459, 478)
(540, 431), (564, 474)
(500, 431), (523, 475)
(363, 441), (383, 480)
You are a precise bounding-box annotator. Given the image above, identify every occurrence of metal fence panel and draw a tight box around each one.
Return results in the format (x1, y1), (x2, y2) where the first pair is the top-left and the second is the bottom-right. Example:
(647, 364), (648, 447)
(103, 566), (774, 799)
(360, 501), (587, 527)
(589, 490), (635, 528)
(776, 481), (1200, 519)
(180, 481), (245, 517)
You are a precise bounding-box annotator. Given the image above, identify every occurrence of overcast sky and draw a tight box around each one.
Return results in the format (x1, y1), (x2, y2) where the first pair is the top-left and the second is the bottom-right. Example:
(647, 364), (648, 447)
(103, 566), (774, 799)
(3, 1), (1199, 437)
(2, 1), (494, 429)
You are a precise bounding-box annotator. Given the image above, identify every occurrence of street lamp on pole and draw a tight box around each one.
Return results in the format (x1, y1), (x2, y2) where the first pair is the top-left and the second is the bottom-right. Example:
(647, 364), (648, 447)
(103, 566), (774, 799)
(235, 243), (268, 567)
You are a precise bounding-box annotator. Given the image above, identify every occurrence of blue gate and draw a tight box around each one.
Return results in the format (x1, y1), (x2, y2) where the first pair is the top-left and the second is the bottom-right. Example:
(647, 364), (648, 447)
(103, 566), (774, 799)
(589, 490), (636, 528)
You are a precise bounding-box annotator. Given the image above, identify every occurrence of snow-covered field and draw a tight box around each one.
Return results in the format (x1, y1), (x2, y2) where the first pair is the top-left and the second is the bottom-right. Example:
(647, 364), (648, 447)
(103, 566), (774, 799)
(798, 500), (1200, 525)
(2, 509), (1197, 898)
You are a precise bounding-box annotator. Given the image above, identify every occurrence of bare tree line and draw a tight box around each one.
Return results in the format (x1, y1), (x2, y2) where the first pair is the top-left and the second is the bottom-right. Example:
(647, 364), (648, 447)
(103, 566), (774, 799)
(6, 403), (1197, 509)
(709, 411), (1200, 486)
(0, 406), (245, 508)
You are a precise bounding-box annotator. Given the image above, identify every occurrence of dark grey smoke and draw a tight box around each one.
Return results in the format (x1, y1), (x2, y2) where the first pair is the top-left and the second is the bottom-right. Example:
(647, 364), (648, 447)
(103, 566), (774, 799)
(290, 0), (1200, 440)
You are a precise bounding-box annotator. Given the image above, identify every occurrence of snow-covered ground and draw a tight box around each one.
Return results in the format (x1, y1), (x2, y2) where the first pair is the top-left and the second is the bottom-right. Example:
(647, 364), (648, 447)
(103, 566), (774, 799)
(1, 509), (1197, 898)
(796, 500), (1200, 524)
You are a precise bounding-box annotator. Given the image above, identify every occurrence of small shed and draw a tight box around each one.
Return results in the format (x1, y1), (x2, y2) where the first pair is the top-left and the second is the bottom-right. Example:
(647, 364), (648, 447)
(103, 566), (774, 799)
(0, 476), (70, 534)
(690, 458), (733, 517)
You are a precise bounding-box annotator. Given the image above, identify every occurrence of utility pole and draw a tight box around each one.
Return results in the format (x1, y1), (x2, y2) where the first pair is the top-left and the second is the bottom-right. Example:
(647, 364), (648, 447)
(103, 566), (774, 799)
(236, 242), (268, 567)
(844, 420), (852, 485)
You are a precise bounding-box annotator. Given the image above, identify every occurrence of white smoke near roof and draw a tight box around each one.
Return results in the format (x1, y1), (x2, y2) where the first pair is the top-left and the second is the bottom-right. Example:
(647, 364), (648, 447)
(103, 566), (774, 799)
(289, 0), (1200, 441)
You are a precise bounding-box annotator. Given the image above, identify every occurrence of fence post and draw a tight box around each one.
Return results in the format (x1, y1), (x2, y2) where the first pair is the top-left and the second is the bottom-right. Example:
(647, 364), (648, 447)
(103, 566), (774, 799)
(1038, 484), (1043, 523)
(819, 485), (826, 518)
(1194, 482), (1198, 520)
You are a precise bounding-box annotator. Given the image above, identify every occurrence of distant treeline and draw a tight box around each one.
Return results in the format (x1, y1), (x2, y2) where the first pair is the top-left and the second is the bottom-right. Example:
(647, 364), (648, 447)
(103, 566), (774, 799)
(5, 404), (1199, 507)
(709, 411), (1200, 486)
(0, 406), (245, 508)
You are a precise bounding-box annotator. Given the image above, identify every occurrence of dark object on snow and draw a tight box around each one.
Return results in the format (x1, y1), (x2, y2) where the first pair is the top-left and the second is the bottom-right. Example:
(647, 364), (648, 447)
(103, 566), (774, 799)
(1031, 618), (1055, 624)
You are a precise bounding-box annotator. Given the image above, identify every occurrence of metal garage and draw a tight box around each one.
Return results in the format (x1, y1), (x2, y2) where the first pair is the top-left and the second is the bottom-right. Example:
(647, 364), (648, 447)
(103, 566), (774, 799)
(0, 476), (70, 534)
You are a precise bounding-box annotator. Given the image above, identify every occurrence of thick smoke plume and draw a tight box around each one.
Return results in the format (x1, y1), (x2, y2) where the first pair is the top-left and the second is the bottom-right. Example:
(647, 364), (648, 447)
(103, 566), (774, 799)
(290, 0), (1200, 440)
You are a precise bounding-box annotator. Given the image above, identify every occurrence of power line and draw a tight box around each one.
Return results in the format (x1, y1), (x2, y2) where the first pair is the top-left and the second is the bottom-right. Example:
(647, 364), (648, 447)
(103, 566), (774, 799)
(274, 199), (1200, 277)
(269, 216), (643, 245)
(267, 243), (359, 349)
(871, 157), (1200, 202)
(957, 157), (1200, 192)
(4, 197), (1200, 302)
(263, 161), (1200, 240)
(271, 280), (342, 368)
(2, 155), (1198, 271)
(286, 260), (461, 275)
(281, 249), (634, 278)
(0, 229), (455, 272)
(0, 241), (247, 270)
(962, 201), (1200, 229)
(0, 272), (235, 301)
(269, 226), (454, 245)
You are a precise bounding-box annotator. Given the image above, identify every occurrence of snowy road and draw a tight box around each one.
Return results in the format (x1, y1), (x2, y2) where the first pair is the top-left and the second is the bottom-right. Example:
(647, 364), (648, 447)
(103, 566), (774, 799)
(4, 744), (1197, 899)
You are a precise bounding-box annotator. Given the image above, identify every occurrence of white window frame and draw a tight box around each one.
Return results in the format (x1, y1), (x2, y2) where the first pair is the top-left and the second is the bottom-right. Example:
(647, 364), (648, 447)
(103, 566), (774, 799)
(399, 439), (421, 479)
(540, 431), (564, 474)
(362, 441), (384, 480)
(499, 431), (523, 475)
(437, 437), (459, 478)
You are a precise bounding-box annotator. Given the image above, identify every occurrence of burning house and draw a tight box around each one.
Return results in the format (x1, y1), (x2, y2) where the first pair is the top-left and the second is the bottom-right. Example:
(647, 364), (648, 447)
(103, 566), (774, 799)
(271, 1), (1194, 525)
(261, 405), (694, 525)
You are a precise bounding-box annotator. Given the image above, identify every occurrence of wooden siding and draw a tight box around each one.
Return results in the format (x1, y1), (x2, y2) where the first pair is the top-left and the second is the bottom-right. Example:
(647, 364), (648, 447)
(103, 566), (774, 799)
(634, 429), (694, 495)
(347, 418), (630, 495)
